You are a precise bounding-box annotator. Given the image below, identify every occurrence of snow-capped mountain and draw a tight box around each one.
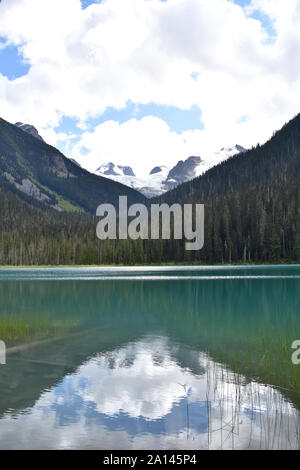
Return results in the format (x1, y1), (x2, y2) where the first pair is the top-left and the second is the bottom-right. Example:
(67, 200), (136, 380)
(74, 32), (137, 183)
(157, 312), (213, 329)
(13, 120), (247, 197)
(95, 162), (170, 198)
(193, 145), (247, 178)
(96, 162), (136, 177)
(164, 156), (202, 191)
(95, 145), (247, 198)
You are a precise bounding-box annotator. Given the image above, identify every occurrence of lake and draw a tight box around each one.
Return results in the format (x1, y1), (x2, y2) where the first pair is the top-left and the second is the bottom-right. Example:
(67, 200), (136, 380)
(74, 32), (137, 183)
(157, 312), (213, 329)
(0, 265), (299, 450)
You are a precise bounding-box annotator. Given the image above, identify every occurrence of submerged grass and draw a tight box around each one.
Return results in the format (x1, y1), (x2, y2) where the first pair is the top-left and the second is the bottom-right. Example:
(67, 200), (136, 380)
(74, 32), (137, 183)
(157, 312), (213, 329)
(0, 314), (80, 344)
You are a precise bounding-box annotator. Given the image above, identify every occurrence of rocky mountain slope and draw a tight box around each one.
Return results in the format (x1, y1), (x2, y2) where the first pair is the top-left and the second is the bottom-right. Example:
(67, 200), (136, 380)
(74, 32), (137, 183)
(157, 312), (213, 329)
(0, 117), (145, 215)
(0, 113), (299, 265)
(15, 122), (45, 142)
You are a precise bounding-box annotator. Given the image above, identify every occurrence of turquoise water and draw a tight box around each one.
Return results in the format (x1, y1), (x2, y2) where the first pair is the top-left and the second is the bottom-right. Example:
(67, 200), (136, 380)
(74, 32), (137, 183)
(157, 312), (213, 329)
(0, 265), (299, 449)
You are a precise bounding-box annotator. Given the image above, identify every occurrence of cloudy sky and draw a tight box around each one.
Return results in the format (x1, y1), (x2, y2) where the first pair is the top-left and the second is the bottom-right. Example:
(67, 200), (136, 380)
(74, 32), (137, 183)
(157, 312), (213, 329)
(0, 0), (300, 176)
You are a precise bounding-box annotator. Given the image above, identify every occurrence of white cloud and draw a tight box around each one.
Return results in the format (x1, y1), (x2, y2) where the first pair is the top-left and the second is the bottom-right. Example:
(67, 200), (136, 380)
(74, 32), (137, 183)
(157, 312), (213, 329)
(74, 111), (288, 176)
(0, 0), (300, 173)
(74, 116), (199, 175)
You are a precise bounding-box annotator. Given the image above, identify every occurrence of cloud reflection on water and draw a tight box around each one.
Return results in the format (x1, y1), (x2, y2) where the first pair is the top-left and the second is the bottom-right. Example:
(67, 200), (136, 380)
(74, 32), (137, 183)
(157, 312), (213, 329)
(0, 337), (298, 450)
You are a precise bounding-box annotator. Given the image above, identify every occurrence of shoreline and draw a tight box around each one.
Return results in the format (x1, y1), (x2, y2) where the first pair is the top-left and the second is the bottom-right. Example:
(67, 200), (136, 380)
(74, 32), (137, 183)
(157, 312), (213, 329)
(0, 262), (299, 269)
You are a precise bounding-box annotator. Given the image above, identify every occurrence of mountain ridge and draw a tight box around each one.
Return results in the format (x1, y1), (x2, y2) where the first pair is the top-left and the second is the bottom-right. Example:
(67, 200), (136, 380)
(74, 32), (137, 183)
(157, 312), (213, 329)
(0, 117), (145, 215)
(0, 113), (299, 265)
(15, 122), (45, 142)
(95, 145), (247, 197)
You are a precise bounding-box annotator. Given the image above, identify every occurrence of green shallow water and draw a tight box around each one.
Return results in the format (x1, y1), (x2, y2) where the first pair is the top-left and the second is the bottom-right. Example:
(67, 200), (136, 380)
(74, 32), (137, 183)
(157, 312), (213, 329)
(0, 265), (299, 449)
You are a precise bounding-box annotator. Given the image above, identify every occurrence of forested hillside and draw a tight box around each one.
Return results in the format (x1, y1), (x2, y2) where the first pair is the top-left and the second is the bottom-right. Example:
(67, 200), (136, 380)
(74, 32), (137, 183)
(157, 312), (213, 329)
(0, 182), (155, 265)
(0, 116), (147, 265)
(0, 113), (299, 265)
(0, 117), (145, 214)
(158, 113), (300, 264)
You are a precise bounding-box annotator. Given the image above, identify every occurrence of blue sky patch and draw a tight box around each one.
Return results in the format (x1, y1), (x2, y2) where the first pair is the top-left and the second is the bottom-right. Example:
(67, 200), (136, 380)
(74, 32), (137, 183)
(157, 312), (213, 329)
(84, 102), (204, 134)
(233, 0), (251, 7)
(233, 0), (276, 43)
(0, 39), (30, 80)
(54, 116), (84, 136)
(81, 0), (101, 9)
(53, 103), (204, 152)
(237, 115), (250, 124)
(249, 9), (276, 43)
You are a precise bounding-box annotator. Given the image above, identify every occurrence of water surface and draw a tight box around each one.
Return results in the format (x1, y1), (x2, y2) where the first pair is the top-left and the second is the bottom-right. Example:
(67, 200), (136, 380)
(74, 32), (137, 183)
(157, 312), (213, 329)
(0, 265), (299, 449)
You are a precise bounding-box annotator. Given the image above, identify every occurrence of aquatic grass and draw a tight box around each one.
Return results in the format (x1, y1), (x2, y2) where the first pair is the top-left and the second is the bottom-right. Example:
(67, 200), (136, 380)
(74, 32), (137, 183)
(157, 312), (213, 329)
(204, 336), (300, 448)
(0, 313), (80, 344)
(206, 326), (300, 411)
(202, 353), (300, 450)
